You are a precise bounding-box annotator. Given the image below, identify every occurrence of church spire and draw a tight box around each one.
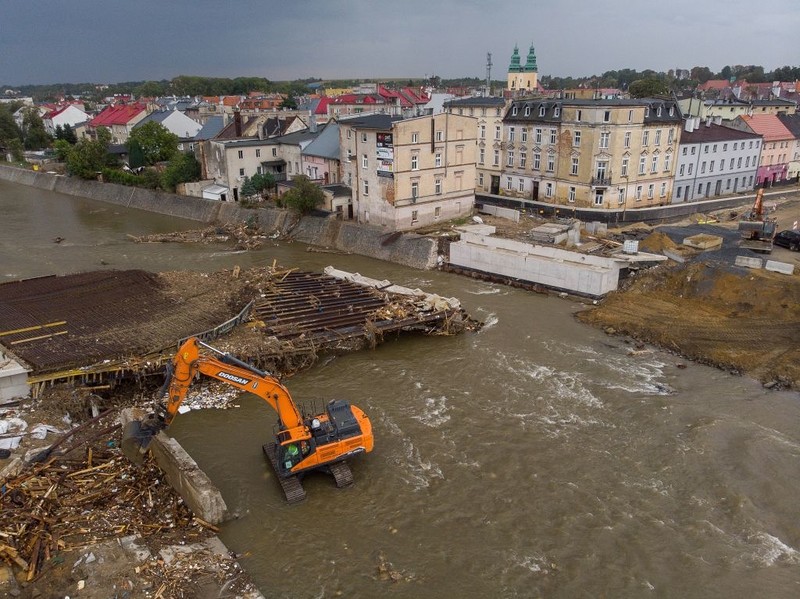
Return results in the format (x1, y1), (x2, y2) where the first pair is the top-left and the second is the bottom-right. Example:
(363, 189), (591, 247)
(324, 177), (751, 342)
(508, 45), (522, 72)
(524, 44), (538, 72)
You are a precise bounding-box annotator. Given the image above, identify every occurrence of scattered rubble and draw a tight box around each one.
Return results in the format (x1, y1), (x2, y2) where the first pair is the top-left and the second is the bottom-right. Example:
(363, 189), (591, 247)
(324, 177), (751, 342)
(127, 223), (271, 251)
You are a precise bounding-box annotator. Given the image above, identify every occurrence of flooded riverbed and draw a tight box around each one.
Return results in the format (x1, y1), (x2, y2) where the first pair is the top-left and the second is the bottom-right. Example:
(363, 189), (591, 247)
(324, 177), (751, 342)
(3, 179), (799, 598)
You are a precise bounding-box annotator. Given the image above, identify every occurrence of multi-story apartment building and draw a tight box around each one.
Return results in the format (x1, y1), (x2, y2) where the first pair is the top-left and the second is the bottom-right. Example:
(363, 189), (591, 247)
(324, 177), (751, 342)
(731, 114), (795, 185)
(679, 97), (796, 121)
(777, 113), (800, 180)
(443, 96), (509, 194)
(340, 113), (476, 231)
(500, 98), (682, 209)
(673, 117), (762, 202)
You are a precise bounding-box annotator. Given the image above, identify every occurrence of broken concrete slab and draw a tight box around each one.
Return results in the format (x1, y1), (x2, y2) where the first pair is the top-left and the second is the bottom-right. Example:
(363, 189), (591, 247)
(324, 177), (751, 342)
(765, 260), (795, 275)
(735, 255), (764, 269)
(120, 408), (229, 525)
(683, 233), (723, 250)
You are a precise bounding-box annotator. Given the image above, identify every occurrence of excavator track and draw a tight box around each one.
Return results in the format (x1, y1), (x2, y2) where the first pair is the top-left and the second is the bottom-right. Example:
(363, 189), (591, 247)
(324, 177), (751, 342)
(328, 460), (354, 488)
(263, 443), (306, 504)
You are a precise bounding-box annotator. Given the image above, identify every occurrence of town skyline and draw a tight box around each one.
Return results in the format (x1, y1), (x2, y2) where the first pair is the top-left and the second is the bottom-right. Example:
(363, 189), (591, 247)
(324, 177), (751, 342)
(2, 0), (799, 87)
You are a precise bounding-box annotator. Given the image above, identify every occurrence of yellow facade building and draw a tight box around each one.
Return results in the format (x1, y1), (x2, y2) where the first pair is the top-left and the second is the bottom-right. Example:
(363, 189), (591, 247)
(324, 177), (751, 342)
(507, 45), (538, 93)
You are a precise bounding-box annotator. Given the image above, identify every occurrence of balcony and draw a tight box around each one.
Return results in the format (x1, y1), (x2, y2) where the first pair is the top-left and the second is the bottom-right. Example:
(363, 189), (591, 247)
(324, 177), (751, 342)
(591, 173), (612, 187)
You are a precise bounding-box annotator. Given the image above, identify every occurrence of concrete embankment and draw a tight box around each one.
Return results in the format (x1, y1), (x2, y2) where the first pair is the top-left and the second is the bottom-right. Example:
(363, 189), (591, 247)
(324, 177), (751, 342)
(0, 165), (438, 269)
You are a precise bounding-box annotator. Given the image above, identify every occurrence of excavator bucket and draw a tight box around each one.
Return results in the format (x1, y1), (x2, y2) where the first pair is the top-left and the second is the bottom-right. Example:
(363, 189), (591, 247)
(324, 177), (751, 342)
(121, 416), (162, 465)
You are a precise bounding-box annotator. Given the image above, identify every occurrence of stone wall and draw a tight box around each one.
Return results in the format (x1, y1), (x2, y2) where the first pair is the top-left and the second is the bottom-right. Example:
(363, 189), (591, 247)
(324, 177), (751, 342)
(0, 165), (438, 268)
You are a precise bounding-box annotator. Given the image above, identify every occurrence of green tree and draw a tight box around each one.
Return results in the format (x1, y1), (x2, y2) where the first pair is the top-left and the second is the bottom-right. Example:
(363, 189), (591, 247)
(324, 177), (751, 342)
(279, 95), (297, 109)
(127, 138), (145, 169)
(53, 139), (72, 161)
(250, 172), (275, 194)
(160, 152), (201, 192)
(0, 108), (22, 145)
(62, 124), (77, 144)
(239, 176), (258, 199)
(281, 175), (325, 215)
(22, 107), (51, 150)
(127, 121), (179, 165)
(628, 77), (669, 98)
(65, 127), (112, 179)
(7, 139), (24, 162)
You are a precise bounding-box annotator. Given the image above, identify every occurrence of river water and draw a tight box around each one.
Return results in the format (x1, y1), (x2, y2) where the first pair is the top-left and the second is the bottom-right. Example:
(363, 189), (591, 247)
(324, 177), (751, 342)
(3, 179), (800, 598)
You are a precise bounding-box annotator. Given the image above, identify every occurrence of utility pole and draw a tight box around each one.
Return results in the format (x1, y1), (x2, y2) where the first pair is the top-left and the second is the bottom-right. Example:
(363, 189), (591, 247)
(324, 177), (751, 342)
(485, 52), (493, 97)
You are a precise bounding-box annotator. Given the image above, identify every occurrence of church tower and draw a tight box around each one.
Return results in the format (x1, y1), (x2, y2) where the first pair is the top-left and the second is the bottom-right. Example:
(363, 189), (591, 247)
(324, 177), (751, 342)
(507, 44), (538, 93)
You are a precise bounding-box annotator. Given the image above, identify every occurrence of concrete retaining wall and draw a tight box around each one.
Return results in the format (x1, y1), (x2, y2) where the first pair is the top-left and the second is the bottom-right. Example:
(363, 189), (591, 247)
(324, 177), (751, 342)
(0, 165), (438, 269)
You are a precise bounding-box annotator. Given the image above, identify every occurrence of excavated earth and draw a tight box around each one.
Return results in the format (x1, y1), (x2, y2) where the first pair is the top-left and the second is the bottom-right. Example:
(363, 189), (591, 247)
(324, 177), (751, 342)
(577, 260), (800, 388)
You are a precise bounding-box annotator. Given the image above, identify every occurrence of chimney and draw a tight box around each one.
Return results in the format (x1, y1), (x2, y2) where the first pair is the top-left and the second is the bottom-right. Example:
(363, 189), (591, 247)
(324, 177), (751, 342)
(713, 115), (722, 125)
(684, 118), (694, 133)
(233, 110), (242, 137)
(704, 116), (711, 127)
(309, 114), (317, 133)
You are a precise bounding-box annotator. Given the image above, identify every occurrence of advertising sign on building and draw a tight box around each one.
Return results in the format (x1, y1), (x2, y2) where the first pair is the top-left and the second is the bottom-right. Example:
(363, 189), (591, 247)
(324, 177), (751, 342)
(376, 132), (393, 176)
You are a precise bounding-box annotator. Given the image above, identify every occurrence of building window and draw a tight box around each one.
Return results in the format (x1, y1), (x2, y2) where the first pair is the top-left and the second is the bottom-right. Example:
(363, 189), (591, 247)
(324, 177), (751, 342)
(479, 148), (485, 164)
(571, 157), (579, 175)
(733, 142), (738, 150)
(362, 154), (368, 169)
(618, 188), (625, 204)
(729, 158), (734, 169)
(507, 151), (514, 167)
(480, 125), (485, 139)
(411, 154), (418, 170)
(550, 129), (557, 144)
(568, 186), (576, 202)
(546, 154), (555, 172)
(509, 127), (515, 142)
(518, 178), (524, 192)
(435, 152), (442, 167)
(655, 130), (661, 145)
(520, 151), (527, 168)
(628, 110), (633, 122)
(651, 156), (658, 173)
(412, 132), (419, 143)
(621, 158), (629, 177)
(361, 132), (367, 142)
(539, 105), (545, 117)
(645, 107), (650, 117)
(576, 109), (582, 122)
(411, 210), (418, 223)
(493, 150), (500, 166)
(624, 131), (631, 148)
(479, 173), (484, 186)
(521, 128), (528, 142)
(723, 143), (728, 151)
(713, 144), (717, 153)
(691, 147), (696, 155)
(660, 182), (667, 197)
(639, 156), (646, 175)
(545, 182), (553, 197)
(272, 148), (277, 157)
(535, 128), (542, 144)
(704, 145), (709, 154)
(698, 183), (703, 195)
(688, 164), (693, 175)
(506, 177), (512, 190)
(600, 132), (609, 149)
(436, 130), (444, 142)
(239, 168), (245, 176)
(494, 126), (500, 140)
(603, 110), (611, 123)
(435, 206), (441, 219)
(533, 153), (541, 170)
(574, 131), (581, 146)
(677, 186), (682, 199)
(554, 106), (561, 117)
(411, 181), (419, 199)
(679, 164), (685, 176)
(635, 185), (642, 200)
(255, 149), (261, 158)
(648, 183), (654, 199)
(709, 160), (715, 173)
(745, 156), (749, 168)
(435, 179), (442, 195)
(363, 180), (369, 195)
(594, 190), (604, 206)
(347, 129), (352, 139)
(642, 131), (649, 146)
(524, 105), (531, 116)
(668, 129), (674, 144)
(238, 150), (244, 159)
(701, 161), (706, 174)
(657, 106), (662, 117)
(512, 106), (518, 116)
(726, 178), (731, 189)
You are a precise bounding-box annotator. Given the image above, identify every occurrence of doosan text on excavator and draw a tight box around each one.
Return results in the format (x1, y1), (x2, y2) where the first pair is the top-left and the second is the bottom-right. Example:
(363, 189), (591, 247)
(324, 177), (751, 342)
(122, 336), (374, 503)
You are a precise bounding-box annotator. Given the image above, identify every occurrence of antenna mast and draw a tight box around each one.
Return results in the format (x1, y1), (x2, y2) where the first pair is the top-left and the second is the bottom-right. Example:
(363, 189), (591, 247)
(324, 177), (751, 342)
(485, 52), (493, 96)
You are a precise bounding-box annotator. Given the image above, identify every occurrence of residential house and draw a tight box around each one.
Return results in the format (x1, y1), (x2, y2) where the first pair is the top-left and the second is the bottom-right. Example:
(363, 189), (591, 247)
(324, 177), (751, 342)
(680, 96), (796, 121)
(499, 98), (682, 209)
(87, 103), (149, 143)
(444, 96), (508, 193)
(301, 120), (341, 185)
(777, 113), (800, 179)
(340, 113), (477, 231)
(673, 117), (762, 202)
(133, 109), (202, 141)
(731, 114), (794, 185)
(43, 104), (90, 136)
(328, 93), (393, 118)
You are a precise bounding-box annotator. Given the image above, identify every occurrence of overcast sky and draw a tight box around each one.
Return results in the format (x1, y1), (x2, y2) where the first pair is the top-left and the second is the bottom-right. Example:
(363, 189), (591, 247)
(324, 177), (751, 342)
(2, 0), (798, 86)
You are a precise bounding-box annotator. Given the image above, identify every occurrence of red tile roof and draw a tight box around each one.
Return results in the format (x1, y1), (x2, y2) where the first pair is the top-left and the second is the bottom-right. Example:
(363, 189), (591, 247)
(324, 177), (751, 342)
(89, 103), (147, 127)
(739, 114), (794, 142)
(699, 80), (734, 91)
(314, 96), (333, 115)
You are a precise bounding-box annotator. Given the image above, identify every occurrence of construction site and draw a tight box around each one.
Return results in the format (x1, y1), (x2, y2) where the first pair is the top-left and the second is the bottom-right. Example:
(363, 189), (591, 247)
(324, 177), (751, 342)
(0, 263), (480, 597)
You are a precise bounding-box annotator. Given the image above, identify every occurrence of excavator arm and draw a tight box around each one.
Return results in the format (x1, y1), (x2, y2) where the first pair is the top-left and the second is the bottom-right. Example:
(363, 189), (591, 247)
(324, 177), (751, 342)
(122, 337), (310, 462)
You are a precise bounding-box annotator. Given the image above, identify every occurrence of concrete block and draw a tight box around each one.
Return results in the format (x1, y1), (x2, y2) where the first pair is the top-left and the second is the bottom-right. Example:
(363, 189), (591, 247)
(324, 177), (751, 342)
(663, 249), (687, 263)
(120, 409), (229, 525)
(735, 255), (763, 269)
(765, 260), (795, 275)
(683, 234), (723, 250)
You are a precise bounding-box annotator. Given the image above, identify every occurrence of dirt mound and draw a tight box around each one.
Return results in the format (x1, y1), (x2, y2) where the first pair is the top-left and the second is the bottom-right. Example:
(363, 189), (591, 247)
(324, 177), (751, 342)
(638, 231), (678, 253)
(578, 262), (800, 388)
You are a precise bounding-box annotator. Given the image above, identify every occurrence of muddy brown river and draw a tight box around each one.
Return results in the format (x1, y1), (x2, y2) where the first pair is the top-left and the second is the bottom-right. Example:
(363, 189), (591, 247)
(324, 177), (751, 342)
(3, 179), (800, 598)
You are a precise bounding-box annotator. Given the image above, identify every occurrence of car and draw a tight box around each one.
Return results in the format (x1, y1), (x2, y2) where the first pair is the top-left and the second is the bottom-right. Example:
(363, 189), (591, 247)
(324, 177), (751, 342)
(773, 230), (800, 251)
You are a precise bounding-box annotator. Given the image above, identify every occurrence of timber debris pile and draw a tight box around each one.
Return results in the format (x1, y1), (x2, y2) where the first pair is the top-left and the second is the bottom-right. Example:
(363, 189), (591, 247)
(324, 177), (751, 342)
(127, 223), (270, 250)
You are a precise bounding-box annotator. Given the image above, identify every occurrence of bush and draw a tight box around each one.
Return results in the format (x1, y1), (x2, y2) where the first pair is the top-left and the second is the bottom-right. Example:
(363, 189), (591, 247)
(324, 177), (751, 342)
(101, 168), (141, 186)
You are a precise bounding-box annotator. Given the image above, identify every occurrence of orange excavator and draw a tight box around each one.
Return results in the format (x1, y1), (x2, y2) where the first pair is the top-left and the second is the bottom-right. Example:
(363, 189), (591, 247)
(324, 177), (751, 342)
(738, 188), (777, 253)
(121, 337), (374, 503)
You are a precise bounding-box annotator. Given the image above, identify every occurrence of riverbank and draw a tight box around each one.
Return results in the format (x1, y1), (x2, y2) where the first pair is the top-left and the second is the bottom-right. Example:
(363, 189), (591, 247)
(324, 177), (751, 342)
(0, 165), (438, 269)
